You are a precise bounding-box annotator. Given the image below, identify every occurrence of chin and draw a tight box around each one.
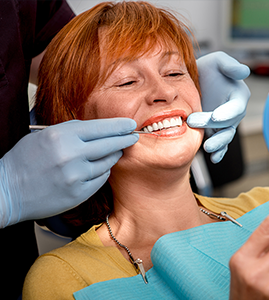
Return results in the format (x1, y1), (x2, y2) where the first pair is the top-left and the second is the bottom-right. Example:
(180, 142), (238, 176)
(154, 144), (199, 169)
(117, 126), (203, 171)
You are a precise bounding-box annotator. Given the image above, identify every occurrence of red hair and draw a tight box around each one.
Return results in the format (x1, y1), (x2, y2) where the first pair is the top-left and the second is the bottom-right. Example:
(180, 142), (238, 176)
(35, 1), (200, 125)
(35, 1), (200, 236)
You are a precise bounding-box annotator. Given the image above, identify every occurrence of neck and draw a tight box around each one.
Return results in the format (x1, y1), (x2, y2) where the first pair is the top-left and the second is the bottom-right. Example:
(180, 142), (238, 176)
(97, 165), (210, 271)
(108, 165), (206, 241)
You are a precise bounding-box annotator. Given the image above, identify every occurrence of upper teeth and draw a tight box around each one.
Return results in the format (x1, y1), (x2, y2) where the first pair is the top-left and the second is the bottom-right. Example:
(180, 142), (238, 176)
(142, 117), (182, 133)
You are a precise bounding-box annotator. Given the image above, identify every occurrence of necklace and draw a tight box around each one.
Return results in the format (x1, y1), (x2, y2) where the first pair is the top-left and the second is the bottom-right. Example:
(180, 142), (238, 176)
(200, 208), (242, 227)
(105, 208), (242, 284)
(105, 215), (148, 284)
(200, 208), (226, 221)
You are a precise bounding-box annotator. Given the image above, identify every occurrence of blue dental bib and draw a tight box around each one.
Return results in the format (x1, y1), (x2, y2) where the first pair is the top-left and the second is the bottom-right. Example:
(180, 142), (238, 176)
(74, 201), (269, 300)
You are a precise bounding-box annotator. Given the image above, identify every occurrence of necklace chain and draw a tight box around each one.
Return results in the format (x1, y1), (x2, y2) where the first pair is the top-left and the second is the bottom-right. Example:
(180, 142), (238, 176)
(105, 208), (242, 285)
(199, 208), (226, 221)
(105, 215), (148, 284)
(200, 208), (243, 227)
(106, 209), (227, 261)
(105, 215), (135, 263)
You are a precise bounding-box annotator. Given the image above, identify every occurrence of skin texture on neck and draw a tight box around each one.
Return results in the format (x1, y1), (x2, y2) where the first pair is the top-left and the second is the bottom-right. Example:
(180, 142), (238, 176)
(97, 160), (212, 271)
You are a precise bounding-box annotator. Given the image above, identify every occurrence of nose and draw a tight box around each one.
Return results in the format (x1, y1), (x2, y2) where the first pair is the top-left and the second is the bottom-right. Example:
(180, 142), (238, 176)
(145, 75), (178, 105)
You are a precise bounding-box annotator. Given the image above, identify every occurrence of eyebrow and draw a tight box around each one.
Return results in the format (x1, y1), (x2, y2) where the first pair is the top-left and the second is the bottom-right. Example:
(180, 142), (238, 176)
(107, 50), (181, 74)
(161, 51), (181, 60)
(112, 51), (180, 65)
(101, 50), (182, 83)
(163, 51), (179, 56)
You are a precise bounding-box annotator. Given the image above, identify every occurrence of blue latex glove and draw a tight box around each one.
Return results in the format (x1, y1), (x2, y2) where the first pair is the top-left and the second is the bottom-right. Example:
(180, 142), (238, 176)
(0, 118), (138, 228)
(187, 51), (251, 163)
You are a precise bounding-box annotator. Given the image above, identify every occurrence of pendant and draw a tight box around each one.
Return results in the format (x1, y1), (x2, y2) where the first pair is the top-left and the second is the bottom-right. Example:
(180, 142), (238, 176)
(220, 212), (243, 227)
(134, 258), (148, 284)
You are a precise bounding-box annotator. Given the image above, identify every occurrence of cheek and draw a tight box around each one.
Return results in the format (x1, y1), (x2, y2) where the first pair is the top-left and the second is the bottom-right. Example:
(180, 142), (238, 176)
(181, 79), (202, 113)
(82, 92), (140, 120)
(194, 96), (202, 112)
(82, 100), (97, 120)
(82, 95), (118, 120)
(81, 93), (100, 120)
(190, 127), (204, 152)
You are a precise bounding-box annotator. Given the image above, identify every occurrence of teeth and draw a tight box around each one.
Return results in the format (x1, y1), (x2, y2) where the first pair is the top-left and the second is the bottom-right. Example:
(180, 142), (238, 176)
(157, 122), (164, 130)
(142, 117), (182, 132)
(175, 117), (182, 126)
(152, 123), (158, 131)
(163, 119), (170, 128)
(170, 118), (177, 126)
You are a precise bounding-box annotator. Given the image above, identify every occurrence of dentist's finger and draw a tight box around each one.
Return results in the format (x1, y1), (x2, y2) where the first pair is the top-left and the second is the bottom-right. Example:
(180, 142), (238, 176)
(84, 134), (139, 161)
(203, 127), (236, 153)
(187, 112), (238, 129)
(187, 112), (213, 128)
(216, 52), (250, 80)
(61, 151), (123, 183)
(210, 146), (228, 164)
(54, 118), (138, 141)
(79, 170), (111, 201)
(211, 88), (250, 123)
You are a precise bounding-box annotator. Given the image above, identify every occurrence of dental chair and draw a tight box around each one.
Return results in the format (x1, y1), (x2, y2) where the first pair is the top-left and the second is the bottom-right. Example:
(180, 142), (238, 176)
(190, 129), (245, 197)
(192, 93), (269, 197)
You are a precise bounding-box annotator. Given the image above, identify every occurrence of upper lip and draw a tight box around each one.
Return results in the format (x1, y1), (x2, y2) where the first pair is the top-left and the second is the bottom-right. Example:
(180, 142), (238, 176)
(139, 109), (188, 130)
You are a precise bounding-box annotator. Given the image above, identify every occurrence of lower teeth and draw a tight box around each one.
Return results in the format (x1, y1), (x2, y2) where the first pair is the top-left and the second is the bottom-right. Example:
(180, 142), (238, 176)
(148, 125), (181, 133)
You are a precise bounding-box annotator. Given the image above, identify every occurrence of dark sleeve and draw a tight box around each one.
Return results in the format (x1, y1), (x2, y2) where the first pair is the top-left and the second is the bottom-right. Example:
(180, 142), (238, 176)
(33, 0), (75, 57)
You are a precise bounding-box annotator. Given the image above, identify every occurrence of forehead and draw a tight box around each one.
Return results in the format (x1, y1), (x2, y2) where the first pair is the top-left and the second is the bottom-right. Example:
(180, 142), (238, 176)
(98, 29), (184, 75)
(100, 26), (183, 57)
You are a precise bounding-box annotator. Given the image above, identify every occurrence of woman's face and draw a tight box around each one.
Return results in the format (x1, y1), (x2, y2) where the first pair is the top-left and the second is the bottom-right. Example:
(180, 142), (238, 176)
(82, 42), (203, 171)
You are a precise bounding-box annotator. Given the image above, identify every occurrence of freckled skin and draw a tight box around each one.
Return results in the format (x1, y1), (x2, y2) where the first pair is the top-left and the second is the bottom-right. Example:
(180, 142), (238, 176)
(82, 43), (203, 172)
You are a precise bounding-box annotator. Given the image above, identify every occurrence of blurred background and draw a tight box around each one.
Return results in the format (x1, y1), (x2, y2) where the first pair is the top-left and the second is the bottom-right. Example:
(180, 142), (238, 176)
(33, 0), (269, 253)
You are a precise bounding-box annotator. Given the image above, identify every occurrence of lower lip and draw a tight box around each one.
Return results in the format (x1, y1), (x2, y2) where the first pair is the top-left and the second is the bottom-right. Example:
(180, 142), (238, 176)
(144, 123), (187, 137)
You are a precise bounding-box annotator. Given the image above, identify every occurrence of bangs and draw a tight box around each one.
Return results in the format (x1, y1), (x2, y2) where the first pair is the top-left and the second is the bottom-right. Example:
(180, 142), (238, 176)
(97, 1), (197, 86)
(35, 1), (199, 125)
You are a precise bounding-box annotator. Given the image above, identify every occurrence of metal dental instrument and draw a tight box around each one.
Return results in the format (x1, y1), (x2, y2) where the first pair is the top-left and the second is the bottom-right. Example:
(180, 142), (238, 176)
(220, 211), (243, 227)
(29, 125), (48, 130)
(133, 130), (159, 135)
(29, 125), (159, 135)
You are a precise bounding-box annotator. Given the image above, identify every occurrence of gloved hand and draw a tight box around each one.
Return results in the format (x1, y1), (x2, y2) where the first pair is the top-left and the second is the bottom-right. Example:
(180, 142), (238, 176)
(0, 118), (138, 228)
(187, 51), (251, 163)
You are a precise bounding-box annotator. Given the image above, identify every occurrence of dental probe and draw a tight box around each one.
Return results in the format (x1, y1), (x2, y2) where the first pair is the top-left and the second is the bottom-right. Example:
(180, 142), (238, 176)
(29, 125), (158, 135)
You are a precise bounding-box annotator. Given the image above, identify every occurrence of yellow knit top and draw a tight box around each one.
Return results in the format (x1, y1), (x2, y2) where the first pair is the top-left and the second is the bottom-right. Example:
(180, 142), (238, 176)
(23, 187), (269, 300)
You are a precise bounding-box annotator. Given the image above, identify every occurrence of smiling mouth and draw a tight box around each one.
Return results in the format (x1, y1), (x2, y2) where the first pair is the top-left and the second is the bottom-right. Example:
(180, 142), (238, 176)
(141, 117), (183, 133)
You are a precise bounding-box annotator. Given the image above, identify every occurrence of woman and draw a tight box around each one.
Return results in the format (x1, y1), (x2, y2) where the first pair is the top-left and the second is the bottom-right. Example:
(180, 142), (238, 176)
(23, 2), (269, 299)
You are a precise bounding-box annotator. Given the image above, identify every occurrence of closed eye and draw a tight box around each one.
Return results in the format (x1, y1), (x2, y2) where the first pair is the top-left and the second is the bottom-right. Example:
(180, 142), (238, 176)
(117, 81), (136, 87)
(167, 72), (185, 77)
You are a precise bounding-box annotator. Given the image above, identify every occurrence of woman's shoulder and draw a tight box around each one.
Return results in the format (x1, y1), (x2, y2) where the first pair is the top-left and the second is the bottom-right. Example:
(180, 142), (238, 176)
(196, 187), (269, 219)
(23, 225), (101, 299)
(23, 224), (136, 299)
(35, 224), (115, 272)
(22, 244), (88, 300)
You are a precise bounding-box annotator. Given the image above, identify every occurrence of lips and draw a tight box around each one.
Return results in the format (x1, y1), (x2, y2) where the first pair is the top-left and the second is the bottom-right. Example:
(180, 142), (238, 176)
(140, 110), (187, 134)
